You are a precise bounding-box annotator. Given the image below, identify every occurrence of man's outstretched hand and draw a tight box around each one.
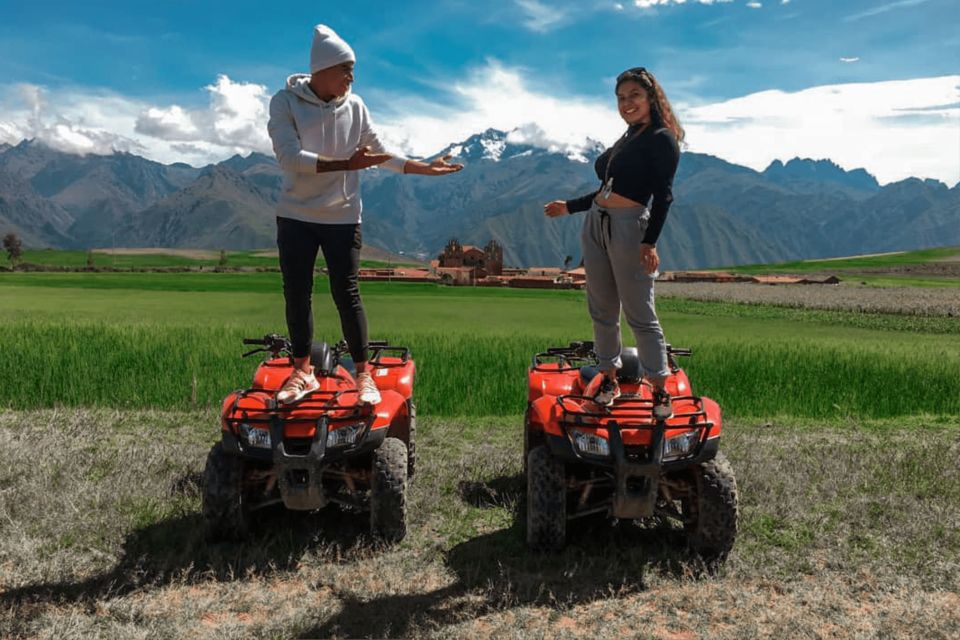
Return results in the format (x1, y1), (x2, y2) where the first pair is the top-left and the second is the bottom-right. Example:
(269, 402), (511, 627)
(405, 154), (464, 176)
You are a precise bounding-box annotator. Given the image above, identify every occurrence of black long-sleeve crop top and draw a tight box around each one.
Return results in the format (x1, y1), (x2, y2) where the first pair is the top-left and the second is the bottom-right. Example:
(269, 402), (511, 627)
(565, 125), (680, 246)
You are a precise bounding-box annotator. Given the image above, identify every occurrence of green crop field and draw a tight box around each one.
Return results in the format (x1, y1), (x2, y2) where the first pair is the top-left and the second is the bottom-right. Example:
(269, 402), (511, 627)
(2, 272), (958, 419)
(720, 245), (960, 288)
(10, 248), (419, 270)
(726, 245), (960, 274)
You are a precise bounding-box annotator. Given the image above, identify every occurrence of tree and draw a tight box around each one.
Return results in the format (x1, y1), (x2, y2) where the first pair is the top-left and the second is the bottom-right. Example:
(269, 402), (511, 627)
(3, 232), (23, 268)
(218, 249), (228, 267)
(85, 250), (95, 269)
(563, 255), (573, 271)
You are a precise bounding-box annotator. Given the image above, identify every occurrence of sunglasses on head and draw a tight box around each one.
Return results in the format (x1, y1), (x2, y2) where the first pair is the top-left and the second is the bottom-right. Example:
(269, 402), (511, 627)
(616, 67), (652, 86)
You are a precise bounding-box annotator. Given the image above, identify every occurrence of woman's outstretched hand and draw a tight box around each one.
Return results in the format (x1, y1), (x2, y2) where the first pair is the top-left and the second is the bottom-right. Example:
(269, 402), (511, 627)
(544, 200), (568, 217)
(405, 155), (464, 176)
(641, 243), (659, 274)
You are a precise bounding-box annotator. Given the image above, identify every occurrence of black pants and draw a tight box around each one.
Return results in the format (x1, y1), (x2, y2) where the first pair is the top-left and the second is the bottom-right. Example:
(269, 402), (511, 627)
(276, 217), (368, 362)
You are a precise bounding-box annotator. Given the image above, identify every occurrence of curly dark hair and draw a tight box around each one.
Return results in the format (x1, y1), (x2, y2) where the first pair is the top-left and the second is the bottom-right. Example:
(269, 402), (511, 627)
(615, 67), (685, 143)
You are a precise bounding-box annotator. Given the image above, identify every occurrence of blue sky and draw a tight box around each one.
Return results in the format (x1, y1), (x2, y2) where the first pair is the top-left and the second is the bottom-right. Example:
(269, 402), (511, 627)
(1, 0), (957, 184)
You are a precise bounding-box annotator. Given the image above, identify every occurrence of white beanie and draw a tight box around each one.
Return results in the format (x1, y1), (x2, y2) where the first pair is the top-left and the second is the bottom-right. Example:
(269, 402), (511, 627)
(310, 24), (355, 74)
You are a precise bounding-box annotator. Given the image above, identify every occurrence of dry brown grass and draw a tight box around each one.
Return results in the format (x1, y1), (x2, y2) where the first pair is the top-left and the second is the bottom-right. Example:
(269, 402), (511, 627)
(1, 409), (957, 639)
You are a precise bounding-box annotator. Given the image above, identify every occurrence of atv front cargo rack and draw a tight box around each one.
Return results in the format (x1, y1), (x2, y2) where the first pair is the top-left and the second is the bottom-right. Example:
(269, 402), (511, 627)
(556, 392), (710, 428)
(223, 388), (373, 429)
(554, 393), (717, 518)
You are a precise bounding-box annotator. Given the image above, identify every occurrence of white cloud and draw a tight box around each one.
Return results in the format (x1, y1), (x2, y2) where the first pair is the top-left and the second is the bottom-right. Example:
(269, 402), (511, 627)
(135, 105), (200, 139)
(514, 0), (567, 32)
(840, 57), (860, 63)
(681, 76), (960, 185)
(634, 0), (734, 7)
(746, 1), (763, 8)
(2, 67), (957, 186)
(372, 60), (624, 162)
(844, 0), (932, 23)
(375, 64), (959, 185)
(0, 83), (149, 157)
(0, 75), (272, 165)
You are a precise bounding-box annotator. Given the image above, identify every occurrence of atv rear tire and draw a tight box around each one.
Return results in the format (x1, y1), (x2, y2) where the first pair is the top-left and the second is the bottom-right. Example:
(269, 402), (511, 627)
(685, 451), (738, 565)
(526, 445), (566, 550)
(370, 437), (408, 543)
(202, 442), (250, 541)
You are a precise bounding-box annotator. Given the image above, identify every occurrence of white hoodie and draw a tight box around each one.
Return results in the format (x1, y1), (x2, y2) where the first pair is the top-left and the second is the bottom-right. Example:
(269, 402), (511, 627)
(267, 74), (407, 224)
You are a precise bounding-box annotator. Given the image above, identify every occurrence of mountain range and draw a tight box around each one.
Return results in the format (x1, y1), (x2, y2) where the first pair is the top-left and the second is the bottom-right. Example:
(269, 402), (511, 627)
(1, 130), (957, 269)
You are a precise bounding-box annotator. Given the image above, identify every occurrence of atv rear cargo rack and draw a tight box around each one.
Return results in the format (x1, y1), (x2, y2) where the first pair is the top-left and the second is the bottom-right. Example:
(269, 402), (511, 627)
(367, 340), (411, 365)
(532, 342), (693, 372)
(532, 341), (598, 371)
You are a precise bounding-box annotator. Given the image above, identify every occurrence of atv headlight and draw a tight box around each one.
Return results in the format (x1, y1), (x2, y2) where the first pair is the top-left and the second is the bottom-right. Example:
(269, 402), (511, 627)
(571, 429), (610, 457)
(327, 423), (365, 448)
(663, 430), (700, 461)
(239, 423), (271, 449)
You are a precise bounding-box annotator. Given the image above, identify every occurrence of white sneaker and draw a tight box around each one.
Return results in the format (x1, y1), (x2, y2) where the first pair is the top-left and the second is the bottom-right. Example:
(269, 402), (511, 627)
(276, 369), (319, 405)
(594, 377), (621, 407)
(356, 371), (382, 405)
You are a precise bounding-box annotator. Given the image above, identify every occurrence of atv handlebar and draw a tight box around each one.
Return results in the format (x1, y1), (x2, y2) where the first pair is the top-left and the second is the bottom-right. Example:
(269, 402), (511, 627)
(533, 342), (693, 371)
(242, 334), (291, 358)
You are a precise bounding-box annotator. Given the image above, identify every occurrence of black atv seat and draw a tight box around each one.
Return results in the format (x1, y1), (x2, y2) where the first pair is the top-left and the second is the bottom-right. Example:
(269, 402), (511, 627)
(579, 347), (642, 386)
(310, 342), (357, 378)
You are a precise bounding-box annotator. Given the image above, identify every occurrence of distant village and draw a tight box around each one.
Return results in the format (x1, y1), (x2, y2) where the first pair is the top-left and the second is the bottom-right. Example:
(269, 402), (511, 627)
(354, 239), (841, 289)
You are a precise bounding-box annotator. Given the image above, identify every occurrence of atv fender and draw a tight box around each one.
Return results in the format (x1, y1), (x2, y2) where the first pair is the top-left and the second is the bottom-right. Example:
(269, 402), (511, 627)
(369, 360), (416, 400)
(371, 390), (407, 432)
(528, 365), (578, 402)
(527, 395), (561, 437)
(701, 396), (723, 439)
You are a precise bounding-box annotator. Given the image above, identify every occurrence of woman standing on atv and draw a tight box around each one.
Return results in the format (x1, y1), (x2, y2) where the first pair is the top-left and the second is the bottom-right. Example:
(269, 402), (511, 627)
(544, 67), (682, 414)
(268, 25), (462, 406)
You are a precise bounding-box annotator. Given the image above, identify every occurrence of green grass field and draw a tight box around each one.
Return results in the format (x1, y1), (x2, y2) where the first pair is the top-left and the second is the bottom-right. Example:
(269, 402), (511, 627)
(3, 270), (958, 639)
(722, 246), (960, 288)
(11, 248), (418, 270)
(726, 245), (960, 274)
(2, 272), (958, 419)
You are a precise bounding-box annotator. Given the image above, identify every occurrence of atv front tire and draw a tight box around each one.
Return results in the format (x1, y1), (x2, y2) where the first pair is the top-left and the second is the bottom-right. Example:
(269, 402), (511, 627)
(685, 451), (739, 565)
(202, 442), (250, 541)
(370, 437), (408, 543)
(526, 445), (566, 550)
(406, 400), (417, 478)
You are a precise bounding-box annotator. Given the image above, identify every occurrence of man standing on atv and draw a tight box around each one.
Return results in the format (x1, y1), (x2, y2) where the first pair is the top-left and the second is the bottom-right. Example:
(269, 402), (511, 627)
(268, 24), (462, 405)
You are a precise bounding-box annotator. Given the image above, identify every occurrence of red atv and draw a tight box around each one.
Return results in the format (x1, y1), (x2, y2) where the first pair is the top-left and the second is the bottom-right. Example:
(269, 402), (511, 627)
(524, 341), (738, 563)
(202, 334), (416, 542)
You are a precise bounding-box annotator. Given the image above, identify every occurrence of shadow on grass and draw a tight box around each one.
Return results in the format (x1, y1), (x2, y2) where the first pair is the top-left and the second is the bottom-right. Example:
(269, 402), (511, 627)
(0, 475), (376, 617)
(306, 473), (700, 639)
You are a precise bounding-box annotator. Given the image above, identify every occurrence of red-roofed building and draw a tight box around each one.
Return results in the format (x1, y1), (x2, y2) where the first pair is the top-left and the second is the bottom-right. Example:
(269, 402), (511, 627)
(436, 238), (504, 277)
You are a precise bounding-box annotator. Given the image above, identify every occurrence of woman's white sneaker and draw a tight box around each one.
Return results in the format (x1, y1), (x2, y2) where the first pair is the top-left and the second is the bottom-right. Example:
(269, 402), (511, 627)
(276, 369), (319, 404)
(357, 371), (382, 405)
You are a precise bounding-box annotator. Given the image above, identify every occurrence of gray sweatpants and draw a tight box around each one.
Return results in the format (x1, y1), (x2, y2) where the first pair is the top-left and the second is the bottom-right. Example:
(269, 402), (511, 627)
(580, 201), (670, 378)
